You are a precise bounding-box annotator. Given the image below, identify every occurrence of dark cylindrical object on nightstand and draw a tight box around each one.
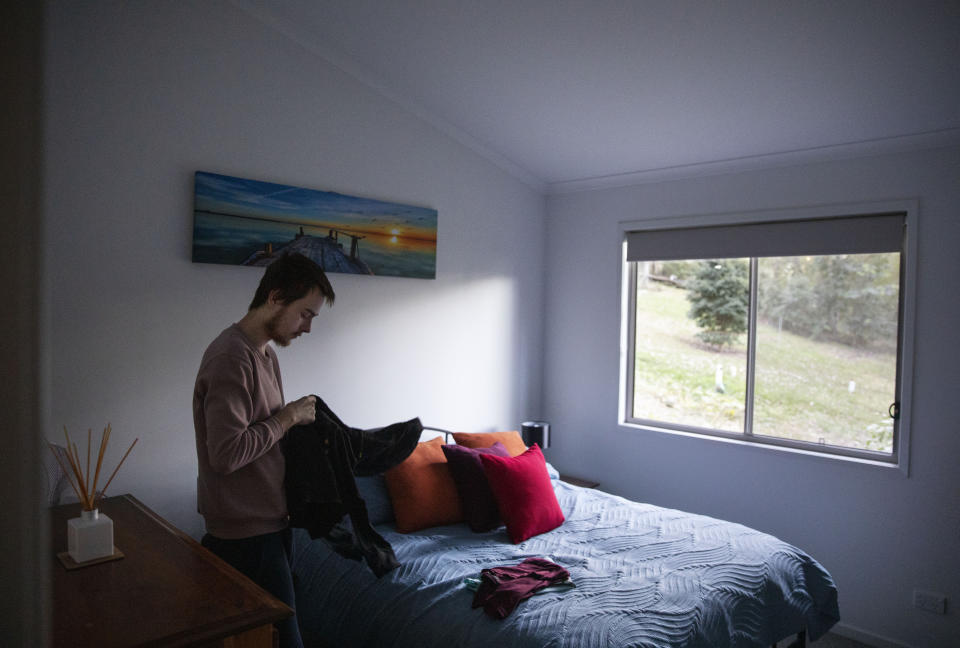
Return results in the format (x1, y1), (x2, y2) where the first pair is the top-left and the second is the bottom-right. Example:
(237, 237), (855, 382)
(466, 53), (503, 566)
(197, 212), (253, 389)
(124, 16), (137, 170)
(521, 421), (550, 449)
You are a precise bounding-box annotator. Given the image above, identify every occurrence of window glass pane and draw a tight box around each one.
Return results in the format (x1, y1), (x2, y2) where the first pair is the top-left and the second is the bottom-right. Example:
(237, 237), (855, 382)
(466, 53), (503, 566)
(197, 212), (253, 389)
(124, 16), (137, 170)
(632, 259), (749, 432)
(753, 253), (899, 453)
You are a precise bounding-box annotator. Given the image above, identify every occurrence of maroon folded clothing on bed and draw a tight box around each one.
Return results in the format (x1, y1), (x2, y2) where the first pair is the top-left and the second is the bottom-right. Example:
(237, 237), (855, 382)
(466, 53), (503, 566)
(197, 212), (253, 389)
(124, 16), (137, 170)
(472, 557), (570, 619)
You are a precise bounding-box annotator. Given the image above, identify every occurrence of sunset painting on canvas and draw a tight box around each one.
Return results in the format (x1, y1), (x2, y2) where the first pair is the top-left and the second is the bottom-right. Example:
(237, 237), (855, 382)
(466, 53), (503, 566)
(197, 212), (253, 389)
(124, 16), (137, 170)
(192, 171), (438, 279)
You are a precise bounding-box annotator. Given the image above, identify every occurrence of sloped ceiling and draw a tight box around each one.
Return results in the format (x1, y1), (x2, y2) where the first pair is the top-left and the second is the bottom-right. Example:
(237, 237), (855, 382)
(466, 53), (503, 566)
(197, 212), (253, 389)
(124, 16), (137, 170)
(238, 0), (960, 191)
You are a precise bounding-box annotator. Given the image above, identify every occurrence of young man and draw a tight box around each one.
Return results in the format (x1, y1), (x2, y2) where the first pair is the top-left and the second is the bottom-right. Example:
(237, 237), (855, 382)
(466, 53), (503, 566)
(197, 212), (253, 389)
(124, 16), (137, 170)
(193, 253), (335, 648)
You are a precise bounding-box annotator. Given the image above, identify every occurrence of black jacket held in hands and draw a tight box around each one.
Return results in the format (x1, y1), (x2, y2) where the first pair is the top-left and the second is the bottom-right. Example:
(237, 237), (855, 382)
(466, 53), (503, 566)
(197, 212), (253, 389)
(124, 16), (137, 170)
(282, 397), (421, 577)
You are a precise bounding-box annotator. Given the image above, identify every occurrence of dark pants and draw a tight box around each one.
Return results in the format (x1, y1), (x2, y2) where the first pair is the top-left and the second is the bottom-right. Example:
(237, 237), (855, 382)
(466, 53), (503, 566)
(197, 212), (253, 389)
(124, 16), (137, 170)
(202, 528), (303, 648)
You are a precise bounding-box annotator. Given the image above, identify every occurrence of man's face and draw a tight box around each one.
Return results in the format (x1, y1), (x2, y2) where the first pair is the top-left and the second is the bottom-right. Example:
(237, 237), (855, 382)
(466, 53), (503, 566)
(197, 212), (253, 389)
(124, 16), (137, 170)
(266, 287), (324, 347)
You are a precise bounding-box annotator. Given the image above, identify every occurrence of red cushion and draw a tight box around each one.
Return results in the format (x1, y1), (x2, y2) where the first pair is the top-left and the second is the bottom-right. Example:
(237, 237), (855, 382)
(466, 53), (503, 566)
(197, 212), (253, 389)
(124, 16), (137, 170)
(479, 444), (565, 543)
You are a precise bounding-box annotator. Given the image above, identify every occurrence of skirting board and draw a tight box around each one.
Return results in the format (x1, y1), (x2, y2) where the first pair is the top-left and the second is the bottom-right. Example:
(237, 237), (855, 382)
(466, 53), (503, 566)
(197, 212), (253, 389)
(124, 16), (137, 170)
(832, 622), (909, 648)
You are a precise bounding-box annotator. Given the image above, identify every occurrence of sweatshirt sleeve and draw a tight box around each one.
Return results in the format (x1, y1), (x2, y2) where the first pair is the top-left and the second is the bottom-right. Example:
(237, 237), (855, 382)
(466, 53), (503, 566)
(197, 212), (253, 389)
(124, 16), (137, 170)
(200, 351), (285, 475)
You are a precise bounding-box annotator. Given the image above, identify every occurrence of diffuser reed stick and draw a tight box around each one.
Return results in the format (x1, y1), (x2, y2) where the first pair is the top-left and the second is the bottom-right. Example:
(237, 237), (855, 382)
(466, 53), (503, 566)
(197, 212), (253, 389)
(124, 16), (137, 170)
(49, 424), (138, 511)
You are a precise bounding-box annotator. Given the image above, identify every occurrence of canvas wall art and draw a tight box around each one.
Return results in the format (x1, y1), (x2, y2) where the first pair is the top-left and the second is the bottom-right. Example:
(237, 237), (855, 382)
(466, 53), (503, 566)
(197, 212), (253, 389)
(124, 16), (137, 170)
(192, 171), (438, 279)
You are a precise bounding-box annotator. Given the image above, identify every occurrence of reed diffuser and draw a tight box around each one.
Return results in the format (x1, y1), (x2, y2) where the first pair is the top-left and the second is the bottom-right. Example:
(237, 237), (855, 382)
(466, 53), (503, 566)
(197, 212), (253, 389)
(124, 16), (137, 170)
(49, 424), (138, 564)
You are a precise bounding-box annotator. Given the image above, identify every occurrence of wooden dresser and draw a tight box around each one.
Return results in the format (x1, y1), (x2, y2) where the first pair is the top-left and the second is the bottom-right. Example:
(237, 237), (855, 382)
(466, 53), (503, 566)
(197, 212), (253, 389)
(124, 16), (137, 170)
(50, 494), (292, 647)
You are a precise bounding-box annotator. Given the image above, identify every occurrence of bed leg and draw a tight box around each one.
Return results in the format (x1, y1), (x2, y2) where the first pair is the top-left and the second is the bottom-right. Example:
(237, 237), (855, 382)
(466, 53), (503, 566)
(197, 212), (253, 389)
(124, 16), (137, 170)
(784, 629), (807, 648)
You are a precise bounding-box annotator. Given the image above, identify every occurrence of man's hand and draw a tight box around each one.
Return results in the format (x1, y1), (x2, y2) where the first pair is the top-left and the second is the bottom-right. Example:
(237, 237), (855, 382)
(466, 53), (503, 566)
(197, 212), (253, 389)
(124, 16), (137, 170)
(279, 395), (317, 430)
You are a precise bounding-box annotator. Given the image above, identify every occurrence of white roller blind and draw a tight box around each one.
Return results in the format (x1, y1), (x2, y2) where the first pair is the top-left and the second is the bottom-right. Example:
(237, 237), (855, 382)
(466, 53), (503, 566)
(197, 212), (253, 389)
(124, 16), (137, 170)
(626, 213), (905, 261)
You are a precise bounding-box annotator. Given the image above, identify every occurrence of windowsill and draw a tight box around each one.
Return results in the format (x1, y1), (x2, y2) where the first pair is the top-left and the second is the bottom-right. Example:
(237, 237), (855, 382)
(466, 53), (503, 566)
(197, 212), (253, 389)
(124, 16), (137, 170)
(618, 419), (908, 475)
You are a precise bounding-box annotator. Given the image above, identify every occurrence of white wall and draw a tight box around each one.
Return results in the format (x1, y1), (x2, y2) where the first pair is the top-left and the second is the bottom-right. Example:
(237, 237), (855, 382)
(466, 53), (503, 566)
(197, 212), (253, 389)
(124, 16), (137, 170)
(543, 145), (960, 647)
(42, 0), (545, 538)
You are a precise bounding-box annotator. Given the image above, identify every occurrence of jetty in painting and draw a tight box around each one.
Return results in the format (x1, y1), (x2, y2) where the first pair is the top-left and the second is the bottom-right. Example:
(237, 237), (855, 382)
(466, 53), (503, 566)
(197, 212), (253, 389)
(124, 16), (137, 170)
(242, 227), (373, 275)
(192, 171), (438, 279)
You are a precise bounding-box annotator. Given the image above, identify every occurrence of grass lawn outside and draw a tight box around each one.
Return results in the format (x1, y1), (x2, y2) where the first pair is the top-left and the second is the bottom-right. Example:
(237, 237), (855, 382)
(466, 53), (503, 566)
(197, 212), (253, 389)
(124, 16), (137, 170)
(632, 283), (895, 452)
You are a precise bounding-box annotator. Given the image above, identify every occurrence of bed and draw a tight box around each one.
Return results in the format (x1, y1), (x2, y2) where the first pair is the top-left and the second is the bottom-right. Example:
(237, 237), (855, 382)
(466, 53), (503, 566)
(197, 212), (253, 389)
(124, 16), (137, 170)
(289, 451), (839, 648)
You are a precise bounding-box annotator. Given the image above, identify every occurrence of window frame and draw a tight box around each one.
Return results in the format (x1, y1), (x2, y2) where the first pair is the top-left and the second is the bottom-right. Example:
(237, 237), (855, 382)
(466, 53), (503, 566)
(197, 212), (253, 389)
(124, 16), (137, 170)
(618, 200), (918, 474)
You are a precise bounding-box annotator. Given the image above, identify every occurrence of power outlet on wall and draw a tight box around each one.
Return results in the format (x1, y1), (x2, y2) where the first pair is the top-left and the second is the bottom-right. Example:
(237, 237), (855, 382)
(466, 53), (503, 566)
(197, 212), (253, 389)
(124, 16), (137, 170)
(913, 589), (947, 614)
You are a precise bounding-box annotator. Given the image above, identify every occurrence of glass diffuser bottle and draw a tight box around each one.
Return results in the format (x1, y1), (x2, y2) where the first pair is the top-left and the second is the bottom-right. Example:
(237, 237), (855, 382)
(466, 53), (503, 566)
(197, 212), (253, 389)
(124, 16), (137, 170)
(68, 507), (114, 562)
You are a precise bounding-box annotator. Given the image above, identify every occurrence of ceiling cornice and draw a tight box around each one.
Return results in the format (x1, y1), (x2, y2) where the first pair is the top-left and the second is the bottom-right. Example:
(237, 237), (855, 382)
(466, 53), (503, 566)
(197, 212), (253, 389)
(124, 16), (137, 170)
(546, 128), (960, 195)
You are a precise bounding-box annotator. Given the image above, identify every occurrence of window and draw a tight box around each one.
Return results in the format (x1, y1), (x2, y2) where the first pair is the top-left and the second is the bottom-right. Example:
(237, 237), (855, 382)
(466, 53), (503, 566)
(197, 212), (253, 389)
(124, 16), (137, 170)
(620, 205), (915, 467)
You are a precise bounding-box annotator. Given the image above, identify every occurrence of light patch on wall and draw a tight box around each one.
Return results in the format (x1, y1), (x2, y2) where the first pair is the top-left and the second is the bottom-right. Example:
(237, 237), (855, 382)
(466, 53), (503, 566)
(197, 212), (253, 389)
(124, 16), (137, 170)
(276, 276), (519, 432)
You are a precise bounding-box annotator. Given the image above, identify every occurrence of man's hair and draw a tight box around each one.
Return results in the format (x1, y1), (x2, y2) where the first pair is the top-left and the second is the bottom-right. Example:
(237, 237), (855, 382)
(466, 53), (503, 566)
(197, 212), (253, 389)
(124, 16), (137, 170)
(249, 253), (335, 310)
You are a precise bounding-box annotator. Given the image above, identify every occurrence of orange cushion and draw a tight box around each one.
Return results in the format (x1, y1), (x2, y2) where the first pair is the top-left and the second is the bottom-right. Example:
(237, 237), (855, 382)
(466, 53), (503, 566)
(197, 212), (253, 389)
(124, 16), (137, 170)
(451, 431), (527, 457)
(384, 437), (463, 533)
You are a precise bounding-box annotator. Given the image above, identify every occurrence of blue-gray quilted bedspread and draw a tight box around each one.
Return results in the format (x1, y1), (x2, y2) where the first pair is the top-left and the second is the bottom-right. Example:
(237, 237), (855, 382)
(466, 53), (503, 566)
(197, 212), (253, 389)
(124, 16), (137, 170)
(291, 481), (839, 648)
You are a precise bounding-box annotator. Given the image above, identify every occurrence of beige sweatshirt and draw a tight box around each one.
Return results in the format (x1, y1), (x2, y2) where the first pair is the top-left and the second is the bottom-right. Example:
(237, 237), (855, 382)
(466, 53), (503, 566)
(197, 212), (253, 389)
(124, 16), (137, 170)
(193, 324), (288, 539)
